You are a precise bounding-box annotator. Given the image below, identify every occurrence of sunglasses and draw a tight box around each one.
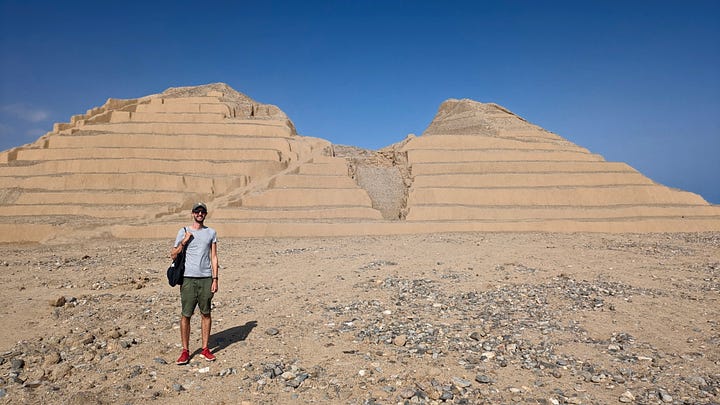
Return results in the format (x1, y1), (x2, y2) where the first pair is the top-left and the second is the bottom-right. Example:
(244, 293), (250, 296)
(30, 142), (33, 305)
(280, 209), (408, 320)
(192, 210), (207, 214)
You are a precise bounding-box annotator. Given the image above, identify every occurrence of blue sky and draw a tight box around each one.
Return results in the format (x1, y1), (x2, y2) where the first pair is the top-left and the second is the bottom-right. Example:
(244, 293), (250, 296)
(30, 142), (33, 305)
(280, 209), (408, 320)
(1, 1), (718, 203)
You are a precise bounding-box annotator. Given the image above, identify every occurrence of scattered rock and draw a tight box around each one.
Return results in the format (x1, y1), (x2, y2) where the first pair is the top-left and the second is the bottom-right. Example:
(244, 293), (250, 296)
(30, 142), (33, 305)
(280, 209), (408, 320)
(452, 377), (472, 388)
(265, 328), (279, 336)
(23, 380), (42, 388)
(469, 331), (485, 341)
(43, 351), (61, 367)
(49, 364), (73, 381)
(399, 387), (416, 399)
(219, 368), (236, 377)
(475, 374), (493, 384)
(107, 329), (122, 339)
(49, 296), (66, 307)
(66, 391), (102, 405)
(10, 358), (25, 371)
(619, 390), (635, 403)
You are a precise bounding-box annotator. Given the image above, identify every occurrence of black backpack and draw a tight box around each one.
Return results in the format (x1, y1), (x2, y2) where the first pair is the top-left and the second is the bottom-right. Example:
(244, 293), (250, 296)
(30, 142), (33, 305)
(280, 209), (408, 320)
(167, 228), (191, 287)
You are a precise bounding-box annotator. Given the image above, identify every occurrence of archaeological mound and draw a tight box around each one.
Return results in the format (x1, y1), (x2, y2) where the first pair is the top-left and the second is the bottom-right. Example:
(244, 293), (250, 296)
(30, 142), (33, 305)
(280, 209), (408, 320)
(1, 83), (718, 243)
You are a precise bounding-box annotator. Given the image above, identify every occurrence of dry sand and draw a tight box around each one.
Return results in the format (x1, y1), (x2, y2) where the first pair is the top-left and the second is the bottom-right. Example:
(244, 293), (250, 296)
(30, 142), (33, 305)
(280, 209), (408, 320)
(1, 232), (718, 404)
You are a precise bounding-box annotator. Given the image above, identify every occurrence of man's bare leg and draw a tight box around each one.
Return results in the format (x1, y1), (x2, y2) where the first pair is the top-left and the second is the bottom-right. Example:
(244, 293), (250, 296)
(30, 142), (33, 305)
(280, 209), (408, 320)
(201, 313), (212, 349)
(180, 315), (191, 350)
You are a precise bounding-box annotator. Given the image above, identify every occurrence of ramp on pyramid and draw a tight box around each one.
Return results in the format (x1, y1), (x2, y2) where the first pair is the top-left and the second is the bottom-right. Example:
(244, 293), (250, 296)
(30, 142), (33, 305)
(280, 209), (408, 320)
(0, 86), (718, 242)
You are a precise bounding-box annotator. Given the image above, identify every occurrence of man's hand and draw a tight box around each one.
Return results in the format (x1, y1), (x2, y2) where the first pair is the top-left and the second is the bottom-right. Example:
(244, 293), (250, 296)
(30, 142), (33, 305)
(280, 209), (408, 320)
(181, 231), (193, 246)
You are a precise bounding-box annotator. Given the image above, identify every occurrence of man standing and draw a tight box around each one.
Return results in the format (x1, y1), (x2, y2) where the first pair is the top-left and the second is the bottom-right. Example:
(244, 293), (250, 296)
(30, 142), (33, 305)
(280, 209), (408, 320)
(171, 202), (219, 365)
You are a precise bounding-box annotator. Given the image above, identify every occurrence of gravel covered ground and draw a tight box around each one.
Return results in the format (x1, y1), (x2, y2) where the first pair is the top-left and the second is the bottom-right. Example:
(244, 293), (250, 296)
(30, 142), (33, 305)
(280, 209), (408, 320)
(1, 232), (718, 404)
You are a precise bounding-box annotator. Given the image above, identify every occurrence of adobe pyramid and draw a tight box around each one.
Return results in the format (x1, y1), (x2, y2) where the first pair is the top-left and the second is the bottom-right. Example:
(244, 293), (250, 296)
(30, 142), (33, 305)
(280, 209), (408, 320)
(0, 84), (718, 242)
(401, 99), (720, 228)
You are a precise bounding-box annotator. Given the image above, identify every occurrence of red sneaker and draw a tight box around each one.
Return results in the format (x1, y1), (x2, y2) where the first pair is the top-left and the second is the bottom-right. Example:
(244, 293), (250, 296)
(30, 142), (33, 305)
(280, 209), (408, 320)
(176, 349), (190, 365)
(200, 347), (216, 361)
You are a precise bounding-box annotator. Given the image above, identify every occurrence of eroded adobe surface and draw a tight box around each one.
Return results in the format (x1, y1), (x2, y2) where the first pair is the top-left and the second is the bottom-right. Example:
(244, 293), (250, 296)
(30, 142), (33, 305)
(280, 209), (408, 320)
(1, 84), (718, 242)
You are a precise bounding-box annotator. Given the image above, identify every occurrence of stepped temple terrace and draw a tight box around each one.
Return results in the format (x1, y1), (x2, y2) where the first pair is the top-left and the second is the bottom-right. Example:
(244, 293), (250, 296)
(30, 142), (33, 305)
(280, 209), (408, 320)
(1, 83), (718, 243)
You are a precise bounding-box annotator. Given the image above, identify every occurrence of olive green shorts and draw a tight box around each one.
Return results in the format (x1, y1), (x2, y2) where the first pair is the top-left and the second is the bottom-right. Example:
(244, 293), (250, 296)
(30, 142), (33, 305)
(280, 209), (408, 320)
(180, 277), (214, 317)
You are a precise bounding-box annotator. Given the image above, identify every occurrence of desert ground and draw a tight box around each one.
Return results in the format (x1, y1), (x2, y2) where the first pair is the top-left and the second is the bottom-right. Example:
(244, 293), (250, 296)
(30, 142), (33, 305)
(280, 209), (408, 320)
(1, 231), (718, 404)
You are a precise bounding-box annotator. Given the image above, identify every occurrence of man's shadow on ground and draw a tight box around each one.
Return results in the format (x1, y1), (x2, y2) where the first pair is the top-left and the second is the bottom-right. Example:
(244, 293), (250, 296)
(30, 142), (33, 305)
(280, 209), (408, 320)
(209, 320), (257, 354)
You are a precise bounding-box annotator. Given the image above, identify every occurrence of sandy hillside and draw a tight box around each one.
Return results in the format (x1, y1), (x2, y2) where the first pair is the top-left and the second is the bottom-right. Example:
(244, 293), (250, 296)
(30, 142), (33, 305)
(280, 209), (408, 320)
(1, 232), (718, 404)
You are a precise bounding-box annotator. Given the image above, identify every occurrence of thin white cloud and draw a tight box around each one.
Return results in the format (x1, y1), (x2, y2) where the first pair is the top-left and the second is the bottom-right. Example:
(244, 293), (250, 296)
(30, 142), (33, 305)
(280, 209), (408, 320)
(1, 104), (50, 123)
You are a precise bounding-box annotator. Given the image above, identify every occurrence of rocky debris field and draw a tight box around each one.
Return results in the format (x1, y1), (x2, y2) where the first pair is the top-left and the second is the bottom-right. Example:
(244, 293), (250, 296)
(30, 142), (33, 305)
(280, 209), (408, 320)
(1, 232), (718, 404)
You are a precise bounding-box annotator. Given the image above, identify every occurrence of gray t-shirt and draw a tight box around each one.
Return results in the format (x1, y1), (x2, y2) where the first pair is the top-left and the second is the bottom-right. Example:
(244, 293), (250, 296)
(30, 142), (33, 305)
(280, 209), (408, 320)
(174, 226), (217, 278)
